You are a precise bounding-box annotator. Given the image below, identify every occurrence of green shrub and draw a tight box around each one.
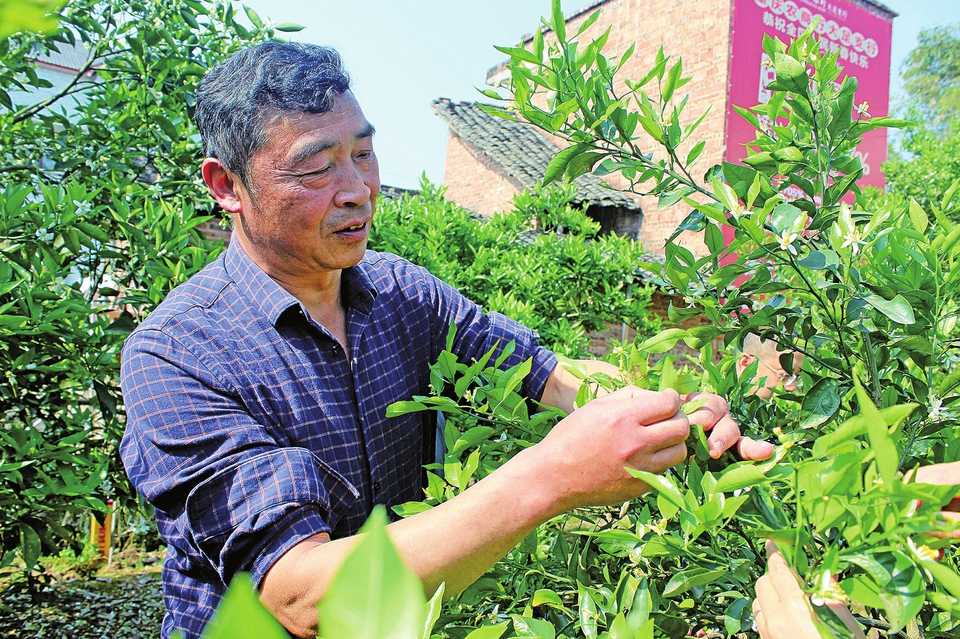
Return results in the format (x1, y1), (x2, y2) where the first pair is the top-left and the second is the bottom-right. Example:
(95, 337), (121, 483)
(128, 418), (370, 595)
(371, 181), (660, 357)
(0, 0), (287, 582)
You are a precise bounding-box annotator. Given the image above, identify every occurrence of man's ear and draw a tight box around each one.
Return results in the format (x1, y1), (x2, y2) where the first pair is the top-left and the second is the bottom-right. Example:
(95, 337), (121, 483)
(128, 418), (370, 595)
(736, 354), (752, 374)
(201, 158), (244, 214)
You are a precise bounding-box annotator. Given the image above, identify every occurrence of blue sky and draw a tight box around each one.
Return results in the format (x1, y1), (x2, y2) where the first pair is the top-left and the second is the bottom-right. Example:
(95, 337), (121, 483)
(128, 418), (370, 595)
(241, 0), (959, 190)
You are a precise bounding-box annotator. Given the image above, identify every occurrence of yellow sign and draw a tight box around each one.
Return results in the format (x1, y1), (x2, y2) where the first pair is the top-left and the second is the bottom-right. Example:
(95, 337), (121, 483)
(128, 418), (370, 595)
(89, 501), (114, 563)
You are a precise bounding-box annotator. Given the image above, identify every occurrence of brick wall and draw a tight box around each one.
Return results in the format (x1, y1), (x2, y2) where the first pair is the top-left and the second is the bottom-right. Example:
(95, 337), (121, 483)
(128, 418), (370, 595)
(441, 133), (525, 217)
(196, 218), (232, 245)
(546, 0), (733, 257)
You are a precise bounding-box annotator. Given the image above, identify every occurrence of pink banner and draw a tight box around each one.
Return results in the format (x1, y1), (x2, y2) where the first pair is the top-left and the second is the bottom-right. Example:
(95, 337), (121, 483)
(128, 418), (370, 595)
(725, 0), (893, 194)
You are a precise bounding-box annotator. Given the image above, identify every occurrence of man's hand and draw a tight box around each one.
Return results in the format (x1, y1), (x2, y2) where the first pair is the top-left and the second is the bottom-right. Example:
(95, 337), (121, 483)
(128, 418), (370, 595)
(681, 391), (774, 461)
(753, 542), (865, 639)
(527, 386), (690, 513)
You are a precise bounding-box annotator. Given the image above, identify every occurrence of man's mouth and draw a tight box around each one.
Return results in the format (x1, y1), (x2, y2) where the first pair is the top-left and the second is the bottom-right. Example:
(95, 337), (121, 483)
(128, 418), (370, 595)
(336, 221), (368, 234)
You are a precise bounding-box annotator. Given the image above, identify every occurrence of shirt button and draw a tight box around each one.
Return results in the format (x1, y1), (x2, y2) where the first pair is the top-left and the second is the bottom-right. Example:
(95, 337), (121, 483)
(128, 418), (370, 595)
(373, 481), (381, 493)
(332, 344), (341, 355)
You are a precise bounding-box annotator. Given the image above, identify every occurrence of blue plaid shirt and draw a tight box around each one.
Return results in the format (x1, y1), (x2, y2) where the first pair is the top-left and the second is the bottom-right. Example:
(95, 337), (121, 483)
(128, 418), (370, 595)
(120, 240), (556, 639)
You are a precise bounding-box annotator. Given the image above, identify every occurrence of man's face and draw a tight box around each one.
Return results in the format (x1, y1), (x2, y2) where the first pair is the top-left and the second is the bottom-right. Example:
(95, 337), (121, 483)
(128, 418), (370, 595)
(739, 351), (805, 400)
(231, 92), (380, 280)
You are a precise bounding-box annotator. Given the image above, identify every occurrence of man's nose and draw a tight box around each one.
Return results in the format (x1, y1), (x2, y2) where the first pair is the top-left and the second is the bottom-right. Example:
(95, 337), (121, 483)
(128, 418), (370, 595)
(334, 164), (374, 208)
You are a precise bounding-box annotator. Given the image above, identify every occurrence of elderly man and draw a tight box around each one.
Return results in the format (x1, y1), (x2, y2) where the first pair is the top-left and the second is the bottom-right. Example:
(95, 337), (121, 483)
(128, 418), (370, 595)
(120, 42), (772, 639)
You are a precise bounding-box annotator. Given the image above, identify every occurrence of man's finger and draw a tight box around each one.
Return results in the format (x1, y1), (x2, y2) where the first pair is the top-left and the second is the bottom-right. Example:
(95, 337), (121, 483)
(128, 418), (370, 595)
(682, 392), (729, 428)
(924, 512), (960, 540)
(737, 436), (775, 461)
(703, 413), (741, 458)
(647, 441), (689, 472)
(610, 387), (682, 424)
(637, 412), (691, 452)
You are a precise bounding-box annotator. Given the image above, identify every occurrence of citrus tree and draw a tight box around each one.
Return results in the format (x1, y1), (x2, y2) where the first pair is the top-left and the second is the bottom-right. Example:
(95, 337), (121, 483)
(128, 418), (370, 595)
(371, 181), (660, 358)
(383, 3), (960, 637)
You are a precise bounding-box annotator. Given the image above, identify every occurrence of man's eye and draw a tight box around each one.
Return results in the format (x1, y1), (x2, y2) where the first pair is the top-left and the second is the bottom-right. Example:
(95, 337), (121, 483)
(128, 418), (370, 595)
(302, 166), (330, 178)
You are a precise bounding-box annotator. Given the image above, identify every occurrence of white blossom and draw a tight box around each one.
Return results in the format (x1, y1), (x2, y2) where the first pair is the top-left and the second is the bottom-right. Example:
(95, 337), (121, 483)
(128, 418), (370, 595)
(810, 569), (848, 606)
(775, 229), (799, 255)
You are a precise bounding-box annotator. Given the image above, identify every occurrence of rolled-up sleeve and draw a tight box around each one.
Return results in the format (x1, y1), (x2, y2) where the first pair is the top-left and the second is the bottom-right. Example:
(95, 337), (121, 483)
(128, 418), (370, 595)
(185, 448), (359, 586)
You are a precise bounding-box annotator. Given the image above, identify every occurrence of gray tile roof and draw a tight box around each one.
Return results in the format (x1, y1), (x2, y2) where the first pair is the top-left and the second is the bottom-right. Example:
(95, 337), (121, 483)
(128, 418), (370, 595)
(433, 98), (640, 211)
(33, 40), (99, 72)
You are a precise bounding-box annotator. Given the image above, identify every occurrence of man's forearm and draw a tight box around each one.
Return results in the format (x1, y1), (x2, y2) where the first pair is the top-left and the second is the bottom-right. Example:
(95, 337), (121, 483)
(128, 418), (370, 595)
(260, 386), (693, 637)
(260, 444), (562, 636)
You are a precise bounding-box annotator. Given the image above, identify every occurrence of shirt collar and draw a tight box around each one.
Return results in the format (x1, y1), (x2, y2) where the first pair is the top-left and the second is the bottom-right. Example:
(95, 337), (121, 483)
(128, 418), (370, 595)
(223, 238), (378, 325)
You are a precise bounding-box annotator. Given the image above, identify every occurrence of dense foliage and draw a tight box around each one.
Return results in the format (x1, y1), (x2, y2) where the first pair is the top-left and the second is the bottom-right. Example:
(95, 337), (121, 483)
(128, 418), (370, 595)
(0, 0), (285, 581)
(865, 23), (960, 220)
(5, 2), (960, 639)
(370, 182), (660, 358)
(465, 2), (960, 636)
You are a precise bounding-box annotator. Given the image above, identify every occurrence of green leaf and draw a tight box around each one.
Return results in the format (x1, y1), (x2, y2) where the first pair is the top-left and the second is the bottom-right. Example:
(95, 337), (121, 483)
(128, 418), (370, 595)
(704, 222), (724, 254)
(493, 44), (541, 66)
(862, 293), (916, 325)
(908, 198), (929, 234)
(796, 251), (826, 270)
(772, 52), (809, 94)
(451, 426), (495, 457)
(550, 0), (565, 43)
(318, 507), (427, 639)
(662, 567), (726, 597)
(686, 140), (706, 165)
(532, 589), (565, 608)
(544, 144), (588, 186)
(723, 598), (751, 635)
(662, 59), (682, 104)
(243, 4), (264, 29)
(511, 614), (555, 639)
(770, 203), (802, 234)
(921, 560), (960, 600)
(714, 463), (769, 493)
(0, 0), (64, 38)
(852, 378), (898, 489)
(274, 22), (306, 32)
(711, 177), (739, 212)
(813, 403), (918, 458)
(771, 146), (803, 163)
(19, 523), (41, 571)
(799, 378), (841, 429)
(421, 584), (445, 639)
(463, 624), (509, 639)
(840, 575), (884, 610)
(386, 400), (431, 417)
(625, 468), (684, 512)
(155, 115), (180, 142)
(201, 574), (289, 639)
(638, 328), (689, 354)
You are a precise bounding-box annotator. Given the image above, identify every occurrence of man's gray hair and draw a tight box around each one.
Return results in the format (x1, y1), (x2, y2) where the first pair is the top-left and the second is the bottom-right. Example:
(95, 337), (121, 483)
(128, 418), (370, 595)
(194, 42), (351, 187)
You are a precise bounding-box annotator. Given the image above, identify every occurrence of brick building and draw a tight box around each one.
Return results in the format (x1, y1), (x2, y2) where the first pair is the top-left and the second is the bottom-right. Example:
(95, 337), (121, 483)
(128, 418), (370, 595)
(433, 98), (642, 238)
(437, 0), (896, 256)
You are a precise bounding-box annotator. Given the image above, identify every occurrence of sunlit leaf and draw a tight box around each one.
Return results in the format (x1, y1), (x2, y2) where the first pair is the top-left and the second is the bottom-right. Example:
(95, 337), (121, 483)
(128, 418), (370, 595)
(319, 507), (427, 639)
